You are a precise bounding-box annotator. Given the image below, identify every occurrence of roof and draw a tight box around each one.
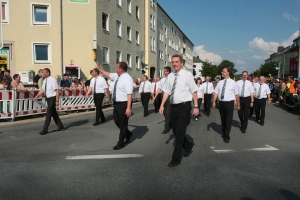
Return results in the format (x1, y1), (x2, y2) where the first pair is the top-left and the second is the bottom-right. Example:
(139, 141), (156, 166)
(193, 56), (203, 63)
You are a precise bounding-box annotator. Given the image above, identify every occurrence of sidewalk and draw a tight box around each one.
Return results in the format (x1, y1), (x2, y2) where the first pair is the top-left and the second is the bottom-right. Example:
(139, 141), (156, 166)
(0, 102), (140, 128)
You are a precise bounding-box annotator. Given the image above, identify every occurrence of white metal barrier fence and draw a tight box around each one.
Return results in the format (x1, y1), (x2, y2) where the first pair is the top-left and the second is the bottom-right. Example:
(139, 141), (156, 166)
(0, 88), (140, 121)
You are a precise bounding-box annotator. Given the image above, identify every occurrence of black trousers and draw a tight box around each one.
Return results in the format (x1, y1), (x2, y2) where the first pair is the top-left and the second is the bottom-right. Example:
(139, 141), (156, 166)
(255, 98), (266, 124)
(218, 101), (234, 140)
(170, 102), (193, 164)
(141, 92), (151, 115)
(153, 93), (162, 113)
(113, 102), (131, 146)
(238, 96), (251, 131)
(204, 94), (212, 114)
(93, 93), (105, 122)
(249, 99), (255, 116)
(163, 95), (171, 131)
(43, 97), (63, 132)
(197, 98), (203, 117)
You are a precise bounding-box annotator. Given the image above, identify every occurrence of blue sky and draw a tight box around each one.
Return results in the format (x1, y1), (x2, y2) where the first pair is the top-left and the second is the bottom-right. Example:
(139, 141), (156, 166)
(158, 0), (300, 74)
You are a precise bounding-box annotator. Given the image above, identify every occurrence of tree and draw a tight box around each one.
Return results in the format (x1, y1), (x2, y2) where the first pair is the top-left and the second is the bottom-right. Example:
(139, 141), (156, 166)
(217, 60), (238, 79)
(200, 60), (218, 80)
(259, 62), (277, 77)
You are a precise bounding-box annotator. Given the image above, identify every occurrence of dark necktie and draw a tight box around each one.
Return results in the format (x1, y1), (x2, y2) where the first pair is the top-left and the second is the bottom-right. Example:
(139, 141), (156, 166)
(221, 80), (227, 100)
(154, 83), (156, 94)
(113, 76), (120, 102)
(206, 82), (208, 94)
(257, 84), (262, 98)
(241, 80), (245, 97)
(94, 78), (97, 94)
(142, 82), (145, 93)
(45, 78), (48, 99)
(170, 74), (178, 104)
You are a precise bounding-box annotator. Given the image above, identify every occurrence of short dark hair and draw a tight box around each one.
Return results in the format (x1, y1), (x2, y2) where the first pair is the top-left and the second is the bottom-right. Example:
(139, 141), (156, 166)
(13, 74), (19, 79)
(90, 70), (93, 74)
(216, 77), (220, 80)
(224, 67), (231, 75)
(93, 68), (99, 75)
(43, 68), (51, 75)
(143, 75), (148, 80)
(118, 62), (128, 72)
(164, 66), (171, 73)
(172, 54), (183, 63)
(242, 71), (248, 75)
(195, 77), (202, 84)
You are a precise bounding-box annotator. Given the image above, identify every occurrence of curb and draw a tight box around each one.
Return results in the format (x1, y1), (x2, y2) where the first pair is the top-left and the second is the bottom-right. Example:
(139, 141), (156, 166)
(0, 102), (141, 128)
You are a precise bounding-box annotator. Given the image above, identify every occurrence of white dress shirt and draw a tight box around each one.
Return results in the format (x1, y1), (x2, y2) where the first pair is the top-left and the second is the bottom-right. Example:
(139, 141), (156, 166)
(162, 69), (198, 104)
(237, 80), (254, 97)
(110, 72), (133, 102)
(254, 83), (271, 99)
(151, 81), (161, 94)
(196, 84), (204, 99)
(203, 82), (214, 94)
(90, 76), (108, 94)
(139, 80), (152, 93)
(160, 77), (168, 93)
(214, 78), (238, 101)
(42, 76), (58, 98)
(109, 80), (115, 92)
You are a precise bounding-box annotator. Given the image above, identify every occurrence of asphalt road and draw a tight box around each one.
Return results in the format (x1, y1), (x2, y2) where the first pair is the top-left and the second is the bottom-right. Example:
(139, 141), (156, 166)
(0, 102), (299, 200)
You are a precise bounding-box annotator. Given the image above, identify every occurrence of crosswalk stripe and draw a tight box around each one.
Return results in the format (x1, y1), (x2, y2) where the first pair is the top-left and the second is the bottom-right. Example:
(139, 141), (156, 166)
(66, 154), (144, 160)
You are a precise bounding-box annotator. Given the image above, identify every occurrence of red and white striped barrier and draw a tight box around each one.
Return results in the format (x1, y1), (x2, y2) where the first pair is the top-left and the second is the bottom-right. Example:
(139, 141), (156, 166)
(0, 90), (13, 119)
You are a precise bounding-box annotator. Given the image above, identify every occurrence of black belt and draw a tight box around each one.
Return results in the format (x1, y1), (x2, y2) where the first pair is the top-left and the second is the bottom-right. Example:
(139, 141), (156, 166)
(240, 96), (250, 98)
(171, 101), (191, 107)
(46, 96), (55, 99)
(219, 100), (234, 103)
(94, 93), (104, 94)
(113, 101), (127, 104)
(142, 92), (150, 94)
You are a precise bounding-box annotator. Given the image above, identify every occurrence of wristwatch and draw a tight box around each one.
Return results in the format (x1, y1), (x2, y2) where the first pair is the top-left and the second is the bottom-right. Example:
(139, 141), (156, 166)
(194, 106), (198, 108)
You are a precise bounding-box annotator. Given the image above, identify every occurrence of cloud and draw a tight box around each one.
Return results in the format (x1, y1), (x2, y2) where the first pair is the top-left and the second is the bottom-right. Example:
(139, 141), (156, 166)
(248, 30), (299, 53)
(253, 55), (267, 60)
(193, 45), (222, 64)
(229, 50), (239, 54)
(283, 12), (298, 21)
(296, 0), (300, 5)
(236, 60), (245, 64)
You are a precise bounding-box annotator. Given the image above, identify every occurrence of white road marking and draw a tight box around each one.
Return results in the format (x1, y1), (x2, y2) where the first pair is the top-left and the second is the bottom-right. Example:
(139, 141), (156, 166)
(245, 145), (279, 151)
(66, 154), (144, 160)
(213, 150), (234, 153)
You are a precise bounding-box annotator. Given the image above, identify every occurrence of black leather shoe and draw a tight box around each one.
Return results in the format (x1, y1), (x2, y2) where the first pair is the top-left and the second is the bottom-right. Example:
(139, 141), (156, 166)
(255, 120), (259, 123)
(56, 127), (65, 131)
(162, 129), (170, 134)
(168, 162), (180, 167)
(184, 151), (191, 157)
(143, 114), (148, 117)
(125, 132), (133, 144)
(93, 122), (100, 126)
(100, 119), (106, 124)
(39, 131), (47, 135)
(242, 130), (246, 133)
(113, 144), (124, 150)
(224, 138), (229, 143)
(260, 123), (264, 126)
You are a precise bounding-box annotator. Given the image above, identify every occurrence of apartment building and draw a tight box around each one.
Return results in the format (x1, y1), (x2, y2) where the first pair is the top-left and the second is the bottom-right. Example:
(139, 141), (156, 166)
(96, 0), (145, 79)
(1, 0), (97, 80)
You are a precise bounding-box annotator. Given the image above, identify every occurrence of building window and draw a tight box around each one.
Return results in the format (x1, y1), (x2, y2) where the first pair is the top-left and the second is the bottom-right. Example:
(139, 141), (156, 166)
(116, 0), (121, 6)
(136, 31), (140, 44)
(165, 27), (167, 38)
(150, 0), (156, 9)
(127, 53), (131, 67)
(33, 43), (51, 64)
(127, 26), (131, 41)
(116, 20), (121, 36)
(150, 37), (156, 52)
(136, 56), (140, 69)
(102, 12), (109, 31)
(150, 15), (156, 30)
(116, 50), (121, 64)
(31, 3), (50, 25)
(1, 1), (9, 23)
(127, 0), (131, 13)
(136, 6), (139, 19)
(102, 46), (109, 64)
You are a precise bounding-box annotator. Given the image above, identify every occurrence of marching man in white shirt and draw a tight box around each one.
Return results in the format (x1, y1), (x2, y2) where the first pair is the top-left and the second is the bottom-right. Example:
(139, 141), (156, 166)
(213, 68), (240, 143)
(85, 68), (109, 126)
(203, 76), (214, 117)
(139, 75), (152, 117)
(253, 76), (271, 126)
(237, 71), (254, 133)
(33, 68), (64, 135)
(159, 54), (199, 167)
(151, 77), (162, 113)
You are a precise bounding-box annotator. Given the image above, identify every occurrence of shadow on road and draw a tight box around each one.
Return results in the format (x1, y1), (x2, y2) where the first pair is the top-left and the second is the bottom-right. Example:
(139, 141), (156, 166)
(207, 120), (240, 136)
(128, 125), (149, 144)
(279, 189), (300, 200)
(64, 119), (90, 129)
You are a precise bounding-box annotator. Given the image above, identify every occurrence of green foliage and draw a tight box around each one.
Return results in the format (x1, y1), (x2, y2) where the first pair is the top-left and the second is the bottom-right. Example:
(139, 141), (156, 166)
(259, 62), (277, 77)
(200, 60), (218, 80)
(141, 62), (148, 70)
(216, 60), (238, 79)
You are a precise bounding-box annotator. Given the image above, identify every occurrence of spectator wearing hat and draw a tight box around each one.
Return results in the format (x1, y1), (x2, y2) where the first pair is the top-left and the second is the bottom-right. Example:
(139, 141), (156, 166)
(3, 70), (12, 90)
(60, 73), (71, 90)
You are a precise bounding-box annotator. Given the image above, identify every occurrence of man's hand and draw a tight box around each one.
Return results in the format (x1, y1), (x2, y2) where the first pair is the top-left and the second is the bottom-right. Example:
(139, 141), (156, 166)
(85, 95), (88, 100)
(33, 97), (37, 102)
(96, 61), (101, 70)
(192, 108), (199, 116)
(125, 108), (131, 117)
(105, 97), (110, 103)
(55, 101), (59, 106)
(267, 100), (271, 105)
(152, 97), (156, 103)
(159, 105), (164, 115)
(236, 105), (240, 111)
(212, 102), (216, 108)
(250, 102), (253, 107)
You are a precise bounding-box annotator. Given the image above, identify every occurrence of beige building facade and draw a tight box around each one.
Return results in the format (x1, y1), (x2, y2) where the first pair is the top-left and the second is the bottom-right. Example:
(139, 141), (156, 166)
(1, 0), (96, 81)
